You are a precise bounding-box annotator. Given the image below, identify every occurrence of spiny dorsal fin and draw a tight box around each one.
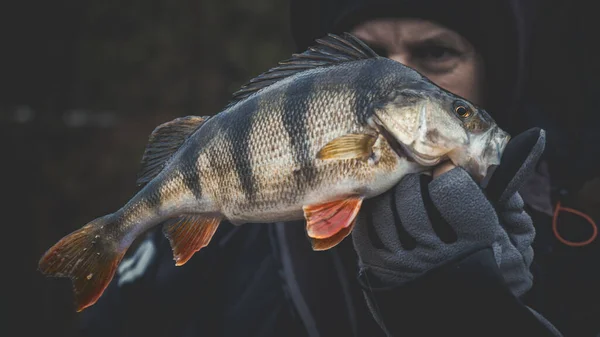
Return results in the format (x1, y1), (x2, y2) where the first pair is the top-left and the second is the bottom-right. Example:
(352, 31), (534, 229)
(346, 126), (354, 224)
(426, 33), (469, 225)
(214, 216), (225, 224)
(225, 32), (379, 109)
(136, 116), (210, 186)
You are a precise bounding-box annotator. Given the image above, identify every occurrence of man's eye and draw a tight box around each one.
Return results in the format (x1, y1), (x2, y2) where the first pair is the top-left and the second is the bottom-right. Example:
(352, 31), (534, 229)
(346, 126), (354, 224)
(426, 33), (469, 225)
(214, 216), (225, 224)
(413, 45), (458, 60)
(410, 44), (462, 74)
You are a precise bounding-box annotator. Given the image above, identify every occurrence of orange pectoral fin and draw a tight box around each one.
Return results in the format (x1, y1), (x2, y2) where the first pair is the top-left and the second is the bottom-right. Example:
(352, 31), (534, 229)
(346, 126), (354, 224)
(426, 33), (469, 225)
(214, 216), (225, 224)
(311, 220), (356, 251)
(304, 196), (363, 240)
(162, 214), (221, 266)
(317, 134), (376, 161)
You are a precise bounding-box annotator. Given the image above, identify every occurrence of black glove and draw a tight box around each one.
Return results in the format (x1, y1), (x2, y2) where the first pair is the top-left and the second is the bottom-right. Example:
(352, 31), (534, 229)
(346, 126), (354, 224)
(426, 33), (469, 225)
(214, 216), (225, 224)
(352, 128), (562, 336)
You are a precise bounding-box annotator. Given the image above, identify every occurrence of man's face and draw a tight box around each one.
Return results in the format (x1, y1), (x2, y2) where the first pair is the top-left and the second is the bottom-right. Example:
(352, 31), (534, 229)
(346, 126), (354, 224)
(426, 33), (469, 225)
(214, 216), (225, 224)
(351, 18), (486, 106)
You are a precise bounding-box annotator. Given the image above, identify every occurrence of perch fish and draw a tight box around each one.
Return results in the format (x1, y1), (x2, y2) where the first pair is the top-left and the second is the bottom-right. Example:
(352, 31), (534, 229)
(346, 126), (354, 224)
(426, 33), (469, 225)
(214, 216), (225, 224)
(39, 33), (510, 311)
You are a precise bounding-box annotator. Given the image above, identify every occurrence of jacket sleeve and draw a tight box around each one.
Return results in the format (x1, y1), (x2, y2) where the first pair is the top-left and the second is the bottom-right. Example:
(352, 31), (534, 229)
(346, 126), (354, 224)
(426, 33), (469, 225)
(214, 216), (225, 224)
(77, 224), (228, 337)
(358, 247), (562, 337)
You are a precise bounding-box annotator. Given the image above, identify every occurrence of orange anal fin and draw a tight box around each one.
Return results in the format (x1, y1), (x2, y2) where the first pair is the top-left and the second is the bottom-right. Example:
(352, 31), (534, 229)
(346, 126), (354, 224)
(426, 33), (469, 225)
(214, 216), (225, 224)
(311, 220), (356, 251)
(304, 196), (363, 239)
(162, 214), (221, 266)
(38, 214), (125, 312)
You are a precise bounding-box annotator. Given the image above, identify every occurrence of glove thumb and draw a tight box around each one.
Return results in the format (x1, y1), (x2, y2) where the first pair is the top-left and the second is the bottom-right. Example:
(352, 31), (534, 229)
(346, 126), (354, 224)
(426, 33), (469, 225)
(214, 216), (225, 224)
(485, 127), (546, 205)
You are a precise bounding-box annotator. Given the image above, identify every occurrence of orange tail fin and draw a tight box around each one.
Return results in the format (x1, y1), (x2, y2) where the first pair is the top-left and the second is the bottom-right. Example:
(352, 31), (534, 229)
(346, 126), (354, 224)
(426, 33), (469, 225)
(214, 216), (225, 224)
(38, 214), (126, 312)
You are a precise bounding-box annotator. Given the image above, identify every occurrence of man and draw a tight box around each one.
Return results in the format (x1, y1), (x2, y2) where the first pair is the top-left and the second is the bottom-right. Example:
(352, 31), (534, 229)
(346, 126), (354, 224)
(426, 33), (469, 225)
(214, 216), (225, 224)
(79, 0), (599, 336)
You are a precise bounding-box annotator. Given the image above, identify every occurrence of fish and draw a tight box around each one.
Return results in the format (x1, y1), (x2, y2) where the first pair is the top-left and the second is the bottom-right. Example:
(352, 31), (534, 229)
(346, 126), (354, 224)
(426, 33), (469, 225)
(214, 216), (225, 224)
(38, 33), (510, 312)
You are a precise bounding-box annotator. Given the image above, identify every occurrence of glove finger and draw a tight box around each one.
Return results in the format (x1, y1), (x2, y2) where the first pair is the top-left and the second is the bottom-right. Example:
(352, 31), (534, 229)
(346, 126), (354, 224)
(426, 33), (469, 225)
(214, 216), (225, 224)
(353, 173), (426, 257)
(354, 189), (405, 253)
(428, 167), (500, 244)
(352, 210), (394, 274)
(418, 174), (458, 243)
(394, 174), (447, 249)
(353, 195), (387, 250)
(365, 188), (410, 253)
(485, 128), (546, 205)
(497, 193), (536, 257)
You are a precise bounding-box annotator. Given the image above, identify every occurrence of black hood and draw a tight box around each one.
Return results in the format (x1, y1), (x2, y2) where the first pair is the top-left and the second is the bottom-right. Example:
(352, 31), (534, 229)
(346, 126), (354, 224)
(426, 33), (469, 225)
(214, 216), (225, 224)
(289, 0), (537, 133)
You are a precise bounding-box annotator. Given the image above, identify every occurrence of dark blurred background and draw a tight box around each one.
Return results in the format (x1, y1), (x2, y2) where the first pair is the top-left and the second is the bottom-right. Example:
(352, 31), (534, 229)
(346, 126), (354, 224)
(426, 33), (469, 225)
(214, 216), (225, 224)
(2, 1), (292, 336)
(1, 0), (597, 336)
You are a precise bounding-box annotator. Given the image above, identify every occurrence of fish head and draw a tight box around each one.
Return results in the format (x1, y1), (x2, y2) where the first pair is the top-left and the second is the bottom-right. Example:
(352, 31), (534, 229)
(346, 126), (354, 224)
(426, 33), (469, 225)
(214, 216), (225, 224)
(373, 81), (510, 181)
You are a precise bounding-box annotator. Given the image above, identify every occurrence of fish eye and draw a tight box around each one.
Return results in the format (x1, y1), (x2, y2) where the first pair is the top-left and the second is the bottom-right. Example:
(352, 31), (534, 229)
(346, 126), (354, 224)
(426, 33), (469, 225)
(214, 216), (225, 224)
(453, 102), (472, 118)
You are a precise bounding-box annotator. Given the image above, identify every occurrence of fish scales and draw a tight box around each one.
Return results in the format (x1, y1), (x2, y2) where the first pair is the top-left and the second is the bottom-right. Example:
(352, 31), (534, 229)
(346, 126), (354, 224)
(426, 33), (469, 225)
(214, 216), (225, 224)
(39, 33), (511, 312)
(185, 60), (406, 223)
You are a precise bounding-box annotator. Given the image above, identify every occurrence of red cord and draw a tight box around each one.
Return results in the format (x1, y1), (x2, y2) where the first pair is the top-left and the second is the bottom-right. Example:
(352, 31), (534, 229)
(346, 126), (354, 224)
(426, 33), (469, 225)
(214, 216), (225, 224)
(552, 201), (598, 247)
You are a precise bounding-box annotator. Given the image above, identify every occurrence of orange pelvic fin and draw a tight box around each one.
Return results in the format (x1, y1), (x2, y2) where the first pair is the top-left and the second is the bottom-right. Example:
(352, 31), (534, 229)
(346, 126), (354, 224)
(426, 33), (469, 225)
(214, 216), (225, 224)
(304, 196), (363, 240)
(38, 214), (126, 312)
(162, 214), (221, 266)
(311, 220), (356, 251)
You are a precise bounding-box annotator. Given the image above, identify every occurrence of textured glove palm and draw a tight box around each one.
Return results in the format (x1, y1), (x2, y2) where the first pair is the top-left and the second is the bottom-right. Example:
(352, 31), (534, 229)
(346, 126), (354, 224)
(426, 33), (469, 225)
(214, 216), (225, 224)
(352, 128), (545, 298)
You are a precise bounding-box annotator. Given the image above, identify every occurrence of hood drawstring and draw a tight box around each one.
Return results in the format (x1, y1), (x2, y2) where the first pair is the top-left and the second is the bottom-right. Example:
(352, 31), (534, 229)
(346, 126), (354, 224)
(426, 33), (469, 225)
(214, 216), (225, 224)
(552, 201), (597, 247)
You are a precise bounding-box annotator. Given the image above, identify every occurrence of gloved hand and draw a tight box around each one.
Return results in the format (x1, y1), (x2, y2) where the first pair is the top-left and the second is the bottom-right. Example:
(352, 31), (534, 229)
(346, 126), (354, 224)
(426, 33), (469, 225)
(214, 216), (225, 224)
(352, 127), (546, 298)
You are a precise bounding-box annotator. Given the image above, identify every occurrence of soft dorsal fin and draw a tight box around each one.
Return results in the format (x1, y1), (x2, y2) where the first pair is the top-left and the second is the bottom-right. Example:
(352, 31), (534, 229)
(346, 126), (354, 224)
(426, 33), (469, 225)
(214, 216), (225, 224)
(136, 116), (210, 186)
(225, 32), (379, 109)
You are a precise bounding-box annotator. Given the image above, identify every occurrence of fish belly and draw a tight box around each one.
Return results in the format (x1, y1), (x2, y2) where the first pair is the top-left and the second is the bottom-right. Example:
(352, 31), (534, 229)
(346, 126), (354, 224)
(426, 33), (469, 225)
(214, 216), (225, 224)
(221, 154), (419, 225)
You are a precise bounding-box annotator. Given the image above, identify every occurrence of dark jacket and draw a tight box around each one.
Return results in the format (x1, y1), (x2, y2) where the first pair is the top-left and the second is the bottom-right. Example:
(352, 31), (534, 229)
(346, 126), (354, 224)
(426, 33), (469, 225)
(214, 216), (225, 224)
(78, 1), (600, 336)
(77, 198), (600, 336)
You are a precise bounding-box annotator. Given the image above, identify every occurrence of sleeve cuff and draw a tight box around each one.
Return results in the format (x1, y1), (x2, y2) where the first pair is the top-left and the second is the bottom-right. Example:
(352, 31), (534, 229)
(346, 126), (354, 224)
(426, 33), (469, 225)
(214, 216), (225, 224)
(358, 247), (561, 337)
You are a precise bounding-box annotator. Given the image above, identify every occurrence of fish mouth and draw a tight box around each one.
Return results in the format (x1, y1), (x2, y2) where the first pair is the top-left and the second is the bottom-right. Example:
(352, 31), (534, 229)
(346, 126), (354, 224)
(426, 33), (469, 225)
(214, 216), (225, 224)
(370, 116), (443, 166)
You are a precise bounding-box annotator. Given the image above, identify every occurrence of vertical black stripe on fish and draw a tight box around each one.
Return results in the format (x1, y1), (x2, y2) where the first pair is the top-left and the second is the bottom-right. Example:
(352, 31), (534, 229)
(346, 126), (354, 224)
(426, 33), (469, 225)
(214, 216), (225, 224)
(282, 74), (317, 192)
(226, 98), (258, 203)
(146, 174), (163, 209)
(180, 155), (202, 201)
(353, 61), (383, 125)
